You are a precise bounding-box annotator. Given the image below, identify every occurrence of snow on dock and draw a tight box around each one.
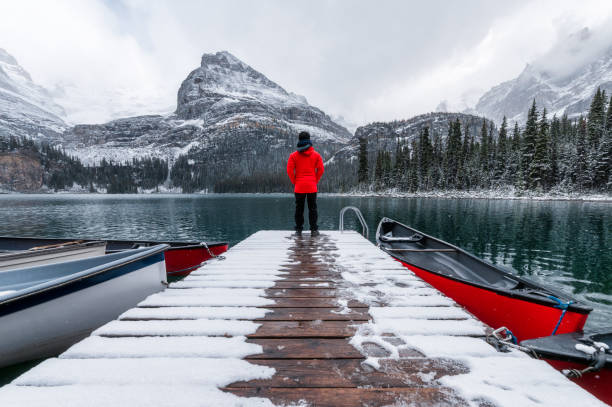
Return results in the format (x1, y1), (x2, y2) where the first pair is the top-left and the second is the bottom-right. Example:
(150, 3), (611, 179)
(0, 231), (605, 407)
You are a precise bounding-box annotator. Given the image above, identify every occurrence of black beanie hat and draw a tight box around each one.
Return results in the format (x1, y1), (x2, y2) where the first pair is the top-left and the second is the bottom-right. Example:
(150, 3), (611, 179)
(298, 131), (311, 141)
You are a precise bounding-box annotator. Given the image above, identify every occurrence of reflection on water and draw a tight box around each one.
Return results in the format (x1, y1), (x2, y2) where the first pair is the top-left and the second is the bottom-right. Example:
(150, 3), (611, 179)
(0, 194), (610, 330)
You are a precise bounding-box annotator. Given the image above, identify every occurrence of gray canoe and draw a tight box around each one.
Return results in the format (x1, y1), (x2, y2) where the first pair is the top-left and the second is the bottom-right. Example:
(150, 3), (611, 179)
(0, 244), (168, 368)
(0, 241), (107, 272)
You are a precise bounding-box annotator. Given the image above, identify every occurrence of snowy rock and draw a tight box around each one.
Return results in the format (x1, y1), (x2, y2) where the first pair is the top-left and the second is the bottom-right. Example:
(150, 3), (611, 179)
(474, 32), (612, 125)
(61, 51), (351, 172)
(0, 48), (67, 140)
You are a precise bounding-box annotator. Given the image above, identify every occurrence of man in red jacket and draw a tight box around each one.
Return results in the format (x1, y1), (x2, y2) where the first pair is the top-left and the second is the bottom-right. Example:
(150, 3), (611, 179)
(286, 131), (324, 237)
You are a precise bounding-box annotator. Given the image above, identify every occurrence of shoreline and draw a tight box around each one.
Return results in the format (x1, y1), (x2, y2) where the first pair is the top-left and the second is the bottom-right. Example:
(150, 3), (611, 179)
(1, 189), (611, 202)
(327, 189), (612, 202)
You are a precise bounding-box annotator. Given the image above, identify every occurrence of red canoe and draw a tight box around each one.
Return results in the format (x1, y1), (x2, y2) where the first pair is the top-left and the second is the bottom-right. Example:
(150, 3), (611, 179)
(159, 242), (228, 277)
(376, 218), (592, 342)
(0, 237), (228, 278)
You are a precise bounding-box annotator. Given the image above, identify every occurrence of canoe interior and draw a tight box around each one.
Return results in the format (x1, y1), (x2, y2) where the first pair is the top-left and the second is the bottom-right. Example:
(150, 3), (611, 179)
(0, 236), (227, 252)
(386, 224), (520, 289)
(376, 218), (590, 313)
(378, 220), (520, 289)
(0, 246), (167, 303)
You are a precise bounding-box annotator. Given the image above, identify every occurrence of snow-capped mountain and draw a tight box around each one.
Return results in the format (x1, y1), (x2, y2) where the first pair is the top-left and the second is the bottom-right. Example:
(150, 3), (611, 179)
(0, 48), (67, 140)
(474, 30), (612, 125)
(62, 51), (351, 165)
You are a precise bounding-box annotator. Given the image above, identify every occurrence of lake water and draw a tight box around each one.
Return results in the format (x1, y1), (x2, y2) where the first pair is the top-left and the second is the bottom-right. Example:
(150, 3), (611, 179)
(0, 193), (610, 382)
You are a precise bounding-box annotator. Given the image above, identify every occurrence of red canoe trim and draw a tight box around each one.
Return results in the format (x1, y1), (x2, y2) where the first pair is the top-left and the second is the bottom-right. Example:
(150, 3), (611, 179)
(545, 359), (612, 405)
(397, 259), (588, 342)
(164, 244), (229, 277)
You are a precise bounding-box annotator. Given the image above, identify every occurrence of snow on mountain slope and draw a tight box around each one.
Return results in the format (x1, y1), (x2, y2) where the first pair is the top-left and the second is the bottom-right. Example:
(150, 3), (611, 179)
(474, 29), (612, 125)
(62, 51), (351, 165)
(0, 48), (67, 139)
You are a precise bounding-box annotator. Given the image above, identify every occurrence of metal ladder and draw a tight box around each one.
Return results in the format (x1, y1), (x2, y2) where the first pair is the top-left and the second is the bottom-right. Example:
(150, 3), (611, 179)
(339, 206), (369, 239)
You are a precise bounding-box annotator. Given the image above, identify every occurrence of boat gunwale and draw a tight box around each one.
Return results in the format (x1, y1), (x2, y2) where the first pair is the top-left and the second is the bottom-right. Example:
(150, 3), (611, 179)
(0, 236), (228, 251)
(0, 244), (169, 307)
(375, 217), (592, 314)
(0, 241), (107, 261)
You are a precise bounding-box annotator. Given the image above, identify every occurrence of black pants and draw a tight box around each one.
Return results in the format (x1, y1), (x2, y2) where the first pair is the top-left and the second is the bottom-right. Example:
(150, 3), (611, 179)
(294, 193), (318, 231)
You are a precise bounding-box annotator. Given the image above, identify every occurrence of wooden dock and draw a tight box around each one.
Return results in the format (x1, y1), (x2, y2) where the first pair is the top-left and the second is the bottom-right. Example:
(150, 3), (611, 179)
(0, 231), (604, 407)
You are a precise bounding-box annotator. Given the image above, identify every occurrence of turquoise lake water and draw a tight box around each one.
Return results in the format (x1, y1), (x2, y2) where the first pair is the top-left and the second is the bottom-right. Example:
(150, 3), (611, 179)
(0, 193), (610, 382)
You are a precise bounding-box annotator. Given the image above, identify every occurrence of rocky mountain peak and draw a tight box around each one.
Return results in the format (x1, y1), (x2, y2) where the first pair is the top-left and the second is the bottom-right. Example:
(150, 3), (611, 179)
(176, 51), (311, 120)
(201, 51), (250, 71)
(0, 48), (33, 89)
(0, 48), (19, 66)
(0, 47), (66, 140)
(474, 29), (612, 125)
(63, 50), (351, 177)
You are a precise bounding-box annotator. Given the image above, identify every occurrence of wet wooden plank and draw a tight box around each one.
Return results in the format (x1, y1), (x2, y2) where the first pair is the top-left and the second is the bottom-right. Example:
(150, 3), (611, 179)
(265, 288), (337, 298)
(223, 387), (468, 407)
(254, 308), (370, 321)
(259, 298), (368, 308)
(227, 358), (469, 388)
(279, 272), (338, 277)
(272, 281), (336, 288)
(275, 277), (337, 283)
(246, 339), (364, 359)
(247, 321), (357, 338)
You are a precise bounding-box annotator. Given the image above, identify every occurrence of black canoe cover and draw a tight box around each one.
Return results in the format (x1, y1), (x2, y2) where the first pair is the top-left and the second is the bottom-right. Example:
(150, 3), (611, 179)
(520, 331), (612, 367)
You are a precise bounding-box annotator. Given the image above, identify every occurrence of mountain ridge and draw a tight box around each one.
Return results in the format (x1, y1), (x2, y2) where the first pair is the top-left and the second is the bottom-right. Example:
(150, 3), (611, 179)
(0, 48), (67, 140)
(473, 31), (612, 125)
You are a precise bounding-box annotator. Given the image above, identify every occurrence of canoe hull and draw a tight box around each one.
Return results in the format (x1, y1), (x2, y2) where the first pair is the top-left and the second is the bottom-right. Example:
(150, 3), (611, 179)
(401, 260), (588, 341)
(0, 253), (166, 368)
(165, 244), (229, 277)
(0, 243), (107, 272)
(544, 360), (612, 404)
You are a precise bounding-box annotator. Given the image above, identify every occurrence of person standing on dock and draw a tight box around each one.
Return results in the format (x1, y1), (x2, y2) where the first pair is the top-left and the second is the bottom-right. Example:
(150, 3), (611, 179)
(287, 131), (324, 237)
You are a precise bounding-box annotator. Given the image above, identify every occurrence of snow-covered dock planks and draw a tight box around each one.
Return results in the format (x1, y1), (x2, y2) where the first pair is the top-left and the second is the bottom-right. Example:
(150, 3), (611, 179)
(0, 231), (606, 407)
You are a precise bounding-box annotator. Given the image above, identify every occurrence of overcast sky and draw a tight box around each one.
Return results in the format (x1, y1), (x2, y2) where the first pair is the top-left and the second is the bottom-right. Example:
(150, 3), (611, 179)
(1, 0), (611, 127)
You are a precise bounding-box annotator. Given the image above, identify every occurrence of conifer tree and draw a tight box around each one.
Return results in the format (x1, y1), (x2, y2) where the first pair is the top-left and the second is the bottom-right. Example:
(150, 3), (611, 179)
(587, 88), (605, 148)
(496, 116), (508, 182)
(549, 115), (560, 187)
(357, 137), (368, 184)
(479, 120), (489, 178)
(432, 131), (443, 189)
(445, 119), (462, 188)
(586, 88), (606, 188)
(459, 125), (471, 189)
(530, 108), (551, 190)
(521, 100), (539, 188)
(408, 140), (418, 192)
(594, 94), (612, 190)
(574, 117), (588, 190)
(374, 150), (383, 190)
(418, 127), (433, 190)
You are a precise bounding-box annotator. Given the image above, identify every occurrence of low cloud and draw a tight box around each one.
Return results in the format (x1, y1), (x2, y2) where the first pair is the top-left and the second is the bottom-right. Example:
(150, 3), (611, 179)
(0, 0), (610, 126)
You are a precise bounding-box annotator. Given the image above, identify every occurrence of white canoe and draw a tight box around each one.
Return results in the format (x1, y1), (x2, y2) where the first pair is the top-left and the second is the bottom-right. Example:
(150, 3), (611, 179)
(0, 245), (168, 368)
(0, 241), (107, 272)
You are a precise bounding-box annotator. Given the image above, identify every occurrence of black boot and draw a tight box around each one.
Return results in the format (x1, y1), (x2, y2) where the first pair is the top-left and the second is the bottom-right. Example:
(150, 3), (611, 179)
(311, 230), (320, 237)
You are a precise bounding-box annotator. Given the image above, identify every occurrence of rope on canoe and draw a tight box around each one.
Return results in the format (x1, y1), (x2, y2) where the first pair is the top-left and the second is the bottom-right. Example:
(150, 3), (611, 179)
(563, 346), (608, 379)
(548, 295), (573, 335)
(202, 242), (225, 261)
(486, 326), (538, 358)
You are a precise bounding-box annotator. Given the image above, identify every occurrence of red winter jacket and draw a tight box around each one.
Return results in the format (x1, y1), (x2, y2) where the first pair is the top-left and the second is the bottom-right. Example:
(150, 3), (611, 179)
(286, 147), (324, 193)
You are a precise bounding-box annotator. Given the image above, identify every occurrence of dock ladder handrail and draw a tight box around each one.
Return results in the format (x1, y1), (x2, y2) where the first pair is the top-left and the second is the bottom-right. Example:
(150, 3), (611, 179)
(339, 206), (369, 239)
